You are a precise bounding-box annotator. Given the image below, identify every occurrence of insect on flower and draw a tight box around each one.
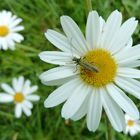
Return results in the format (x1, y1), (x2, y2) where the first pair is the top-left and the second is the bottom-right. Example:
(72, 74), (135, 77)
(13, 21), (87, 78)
(72, 57), (99, 72)
(69, 37), (99, 73)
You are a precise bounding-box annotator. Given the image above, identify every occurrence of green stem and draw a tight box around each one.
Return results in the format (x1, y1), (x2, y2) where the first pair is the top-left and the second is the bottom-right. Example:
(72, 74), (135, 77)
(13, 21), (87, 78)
(105, 115), (112, 140)
(16, 43), (40, 53)
(85, 0), (92, 16)
(35, 104), (45, 140)
(124, 134), (129, 140)
(0, 110), (14, 119)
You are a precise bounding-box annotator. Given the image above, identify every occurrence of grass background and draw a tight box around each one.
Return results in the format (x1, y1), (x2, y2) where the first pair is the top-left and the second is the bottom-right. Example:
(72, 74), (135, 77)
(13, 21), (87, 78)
(0, 0), (140, 139)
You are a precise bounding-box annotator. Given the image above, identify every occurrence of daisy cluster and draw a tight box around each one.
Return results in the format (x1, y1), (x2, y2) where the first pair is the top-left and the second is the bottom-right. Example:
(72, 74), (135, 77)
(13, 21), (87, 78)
(0, 10), (40, 118)
(1, 8), (140, 137)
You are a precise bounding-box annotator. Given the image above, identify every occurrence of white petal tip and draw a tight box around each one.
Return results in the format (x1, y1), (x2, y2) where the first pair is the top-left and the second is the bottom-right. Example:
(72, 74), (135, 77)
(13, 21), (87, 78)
(38, 52), (46, 60)
(60, 16), (69, 21)
(44, 29), (51, 37)
(87, 127), (97, 132)
(61, 114), (69, 120)
(33, 96), (40, 102)
(38, 52), (41, 56)
(44, 100), (52, 108)
(89, 10), (98, 15)
(34, 85), (38, 90)
(15, 116), (21, 119)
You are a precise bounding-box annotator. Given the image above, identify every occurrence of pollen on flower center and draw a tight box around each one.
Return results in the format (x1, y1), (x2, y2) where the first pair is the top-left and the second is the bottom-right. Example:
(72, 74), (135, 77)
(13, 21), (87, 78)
(0, 25), (9, 37)
(80, 49), (117, 87)
(127, 120), (135, 126)
(14, 92), (24, 103)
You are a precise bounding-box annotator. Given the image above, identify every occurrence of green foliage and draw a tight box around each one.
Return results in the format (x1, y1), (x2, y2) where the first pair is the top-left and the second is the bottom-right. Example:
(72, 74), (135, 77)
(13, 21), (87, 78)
(0, 0), (140, 139)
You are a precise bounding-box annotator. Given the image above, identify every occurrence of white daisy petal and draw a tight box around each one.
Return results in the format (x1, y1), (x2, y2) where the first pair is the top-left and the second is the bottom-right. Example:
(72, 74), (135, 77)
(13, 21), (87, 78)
(22, 104), (32, 117)
(99, 16), (105, 31)
(24, 85), (38, 95)
(60, 16), (88, 54)
(43, 76), (75, 86)
(125, 114), (132, 121)
(7, 35), (15, 47)
(40, 66), (78, 86)
(15, 76), (24, 92)
(1, 39), (8, 50)
(130, 128), (137, 136)
(22, 80), (31, 94)
(12, 78), (18, 91)
(122, 38), (133, 51)
(61, 83), (91, 119)
(71, 92), (90, 121)
(11, 26), (24, 32)
(15, 104), (22, 118)
(100, 10), (122, 50)
(11, 33), (24, 42)
(119, 60), (140, 68)
(39, 51), (73, 65)
(9, 15), (17, 23)
(125, 126), (129, 134)
(0, 93), (13, 102)
(115, 38), (133, 57)
(106, 84), (139, 120)
(10, 18), (22, 28)
(135, 125), (140, 131)
(115, 44), (140, 64)
(87, 88), (102, 132)
(44, 78), (81, 108)
(1, 83), (15, 94)
(115, 76), (140, 99)
(23, 100), (33, 109)
(118, 67), (140, 78)
(45, 29), (71, 52)
(109, 18), (138, 54)
(26, 95), (40, 101)
(96, 16), (105, 47)
(86, 11), (100, 49)
(101, 88), (125, 131)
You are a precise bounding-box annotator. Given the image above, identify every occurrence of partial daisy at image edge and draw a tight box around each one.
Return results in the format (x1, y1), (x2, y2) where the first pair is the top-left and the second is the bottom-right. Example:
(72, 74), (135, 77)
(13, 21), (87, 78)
(0, 10), (24, 50)
(39, 9), (140, 132)
(125, 113), (140, 136)
(0, 76), (40, 118)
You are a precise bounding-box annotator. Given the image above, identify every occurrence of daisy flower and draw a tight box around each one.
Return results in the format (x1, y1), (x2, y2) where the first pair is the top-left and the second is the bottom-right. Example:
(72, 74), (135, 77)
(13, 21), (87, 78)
(39, 10), (140, 132)
(0, 10), (24, 50)
(125, 114), (140, 136)
(0, 76), (40, 118)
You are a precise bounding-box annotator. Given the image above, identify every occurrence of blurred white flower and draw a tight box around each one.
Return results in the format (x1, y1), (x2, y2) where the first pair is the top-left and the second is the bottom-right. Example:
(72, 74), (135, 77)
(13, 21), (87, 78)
(0, 10), (24, 50)
(39, 10), (140, 132)
(0, 76), (40, 118)
(125, 114), (140, 136)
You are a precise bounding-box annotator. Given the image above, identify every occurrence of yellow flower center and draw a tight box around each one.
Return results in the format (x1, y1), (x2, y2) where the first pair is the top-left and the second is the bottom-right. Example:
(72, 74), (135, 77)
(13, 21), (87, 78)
(14, 92), (24, 103)
(127, 120), (135, 126)
(80, 49), (117, 87)
(0, 25), (9, 37)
